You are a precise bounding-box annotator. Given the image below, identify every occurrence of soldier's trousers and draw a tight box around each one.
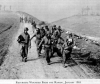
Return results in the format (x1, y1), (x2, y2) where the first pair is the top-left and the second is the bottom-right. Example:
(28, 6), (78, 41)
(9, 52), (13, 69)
(63, 50), (72, 64)
(36, 40), (42, 55)
(44, 47), (51, 63)
(21, 45), (28, 59)
(51, 46), (62, 57)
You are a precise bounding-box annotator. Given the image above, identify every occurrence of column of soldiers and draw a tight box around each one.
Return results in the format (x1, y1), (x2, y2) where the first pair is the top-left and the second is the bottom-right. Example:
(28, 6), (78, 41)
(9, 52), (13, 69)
(18, 15), (77, 67)
(33, 24), (75, 68)
(20, 15), (34, 24)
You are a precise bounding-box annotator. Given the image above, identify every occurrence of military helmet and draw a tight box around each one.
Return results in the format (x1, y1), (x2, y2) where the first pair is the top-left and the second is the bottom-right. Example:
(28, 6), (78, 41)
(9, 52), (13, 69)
(58, 26), (61, 30)
(24, 27), (29, 31)
(36, 28), (39, 31)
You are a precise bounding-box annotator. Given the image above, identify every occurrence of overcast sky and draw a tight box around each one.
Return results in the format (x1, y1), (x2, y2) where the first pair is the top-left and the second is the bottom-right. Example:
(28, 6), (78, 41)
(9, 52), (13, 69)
(0, 0), (100, 22)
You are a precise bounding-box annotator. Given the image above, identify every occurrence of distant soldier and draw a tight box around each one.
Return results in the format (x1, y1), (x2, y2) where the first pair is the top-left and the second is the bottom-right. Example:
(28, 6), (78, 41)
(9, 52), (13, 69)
(40, 27), (46, 38)
(51, 25), (56, 34)
(31, 21), (37, 34)
(31, 21), (36, 29)
(20, 17), (22, 23)
(17, 27), (31, 62)
(38, 32), (51, 65)
(24, 17), (27, 23)
(57, 26), (63, 38)
(51, 28), (59, 45)
(20, 16), (23, 23)
(62, 34), (74, 67)
(44, 26), (50, 33)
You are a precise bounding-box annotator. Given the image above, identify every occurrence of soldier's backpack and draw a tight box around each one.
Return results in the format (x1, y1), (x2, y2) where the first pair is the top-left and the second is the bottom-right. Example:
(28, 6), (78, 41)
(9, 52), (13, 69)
(17, 35), (25, 43)
(67, 38), (73, 51)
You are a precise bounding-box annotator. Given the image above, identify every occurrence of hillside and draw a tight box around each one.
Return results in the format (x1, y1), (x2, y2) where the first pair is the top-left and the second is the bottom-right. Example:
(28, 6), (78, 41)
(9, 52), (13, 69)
(0, 11), (20, 65)
(52, 15), (100, 39)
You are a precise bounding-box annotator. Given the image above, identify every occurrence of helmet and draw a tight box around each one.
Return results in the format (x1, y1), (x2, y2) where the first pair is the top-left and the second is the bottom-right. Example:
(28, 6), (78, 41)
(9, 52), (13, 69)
(36, 28), (39, 31)
(24, 27), (29, 31)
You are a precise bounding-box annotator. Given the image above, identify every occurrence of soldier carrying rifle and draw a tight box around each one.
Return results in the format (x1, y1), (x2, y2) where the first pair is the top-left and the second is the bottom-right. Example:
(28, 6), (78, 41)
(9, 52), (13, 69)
(17, 27), (31, 62)
(62, 34), (75, 68)
(38, 31), (52, 65)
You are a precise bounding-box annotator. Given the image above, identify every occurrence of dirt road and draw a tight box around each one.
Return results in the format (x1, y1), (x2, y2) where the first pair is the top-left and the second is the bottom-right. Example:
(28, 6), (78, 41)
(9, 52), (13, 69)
(0, 22), (98, 79)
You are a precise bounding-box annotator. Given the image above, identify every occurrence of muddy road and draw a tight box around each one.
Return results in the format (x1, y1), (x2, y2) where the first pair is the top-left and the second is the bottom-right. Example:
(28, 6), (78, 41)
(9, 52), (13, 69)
(0, 22), (99, 79)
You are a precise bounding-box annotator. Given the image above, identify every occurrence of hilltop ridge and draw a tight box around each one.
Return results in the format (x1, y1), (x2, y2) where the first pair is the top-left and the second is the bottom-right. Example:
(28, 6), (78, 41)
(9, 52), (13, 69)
(52, 15), (100, 38)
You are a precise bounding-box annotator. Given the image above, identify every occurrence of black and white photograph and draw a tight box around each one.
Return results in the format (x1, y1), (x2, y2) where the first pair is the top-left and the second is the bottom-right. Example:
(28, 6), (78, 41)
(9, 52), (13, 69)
(0, 0), (100, 83)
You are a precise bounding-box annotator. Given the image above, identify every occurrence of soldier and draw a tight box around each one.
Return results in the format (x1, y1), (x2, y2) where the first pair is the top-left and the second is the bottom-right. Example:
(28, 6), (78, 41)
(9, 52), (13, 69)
(17, 27), (31, 62)
(24, 17), (27, 23)
(31, 21), (36, 29)
(50, 31), (58, 58)
(44, 26), (49, 33)
(51, 29), (64, 58)
(51, 25), (56, 35)
(31, 28), (42, 56)
(57, 26), (63, 38)
(40, 27), (46, 38)
(56, 37), (64, 56)
(51, 26), (60, 45)
(20, 17), (21, 23)
(38, 32), (51, 65)
(62, 34), (74, 68)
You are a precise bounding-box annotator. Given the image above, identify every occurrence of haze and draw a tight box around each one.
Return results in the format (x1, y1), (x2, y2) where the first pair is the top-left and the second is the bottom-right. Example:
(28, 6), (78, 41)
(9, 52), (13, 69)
(0, 0), (100, 22)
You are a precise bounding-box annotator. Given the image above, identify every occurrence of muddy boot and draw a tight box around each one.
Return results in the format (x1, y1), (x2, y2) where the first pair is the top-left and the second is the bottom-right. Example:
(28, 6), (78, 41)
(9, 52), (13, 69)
(47, 62), (51, 65)
(37, 48), (41, 57)
(22, 57), (24, 62)
(22, 57), (27, 62)
(63, 64), (66, 68)
(24, 57), (27, 62)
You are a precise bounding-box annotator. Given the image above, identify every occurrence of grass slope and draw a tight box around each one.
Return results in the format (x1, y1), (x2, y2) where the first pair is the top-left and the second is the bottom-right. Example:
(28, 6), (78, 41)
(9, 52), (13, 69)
(52, 15), (100, 38)
(0, 11), (20, 65)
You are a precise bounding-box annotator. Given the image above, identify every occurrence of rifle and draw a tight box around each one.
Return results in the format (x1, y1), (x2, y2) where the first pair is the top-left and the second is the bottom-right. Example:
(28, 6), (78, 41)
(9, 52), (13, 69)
(30, 34), (36, 40)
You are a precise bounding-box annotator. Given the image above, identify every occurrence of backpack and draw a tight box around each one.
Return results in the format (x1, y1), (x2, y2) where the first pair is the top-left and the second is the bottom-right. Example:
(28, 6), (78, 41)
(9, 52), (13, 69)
(17, 35), (25, 43)
(67, 38), (73, 51)
(67, 38), (73, 46)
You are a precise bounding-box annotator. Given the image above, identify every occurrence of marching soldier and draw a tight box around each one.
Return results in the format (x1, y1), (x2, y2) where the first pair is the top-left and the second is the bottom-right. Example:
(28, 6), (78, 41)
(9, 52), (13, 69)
(62, 34), (74, 68)
(17, 27), (31, 62)
(38, 32), (51, 65)
(57, 26), (63, 38)
(51, 25), (56, 35)
(31, 21), (36, 29)
(32, 28), (42, 56)
(40, 27), (46, 38)
(51, 26), (64, 57)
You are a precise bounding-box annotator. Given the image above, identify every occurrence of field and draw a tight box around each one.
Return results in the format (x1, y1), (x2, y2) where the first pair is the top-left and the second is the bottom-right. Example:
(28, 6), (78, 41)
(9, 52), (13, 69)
(52, 15), (100, 38)
(0, 11), (20, 65)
